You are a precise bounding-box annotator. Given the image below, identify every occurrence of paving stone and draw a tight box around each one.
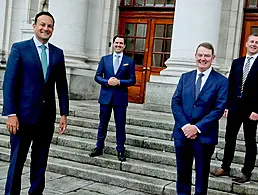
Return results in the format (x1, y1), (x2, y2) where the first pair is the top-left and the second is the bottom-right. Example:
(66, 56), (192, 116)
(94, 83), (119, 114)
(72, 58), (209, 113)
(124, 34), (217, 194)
(117, 189), (151, 195)
(45, 176), (93, 193)
(21, 187), (63, 195)
(83, 182), (125, 194)
(67, 189), (105, 195)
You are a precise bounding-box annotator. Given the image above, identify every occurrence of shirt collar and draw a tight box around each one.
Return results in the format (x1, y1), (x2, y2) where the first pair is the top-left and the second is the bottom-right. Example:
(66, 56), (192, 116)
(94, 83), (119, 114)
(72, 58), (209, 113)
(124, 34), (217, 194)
(113, 52), (123, 58)
(246, 53), (258, 59)
(196, 66), (212, 77)
(33, 36), (49, 49)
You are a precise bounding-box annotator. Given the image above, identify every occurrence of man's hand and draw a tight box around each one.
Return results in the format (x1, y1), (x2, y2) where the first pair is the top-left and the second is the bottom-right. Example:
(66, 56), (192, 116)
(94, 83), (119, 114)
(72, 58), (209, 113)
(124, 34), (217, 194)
(249, 112), (258, 121)
(59, 115), (67, 134)
(182, 125), (198, 138)
(223, 109), (228, 118)
(108, 77), (120, 86)
(6, 116), (19, 135)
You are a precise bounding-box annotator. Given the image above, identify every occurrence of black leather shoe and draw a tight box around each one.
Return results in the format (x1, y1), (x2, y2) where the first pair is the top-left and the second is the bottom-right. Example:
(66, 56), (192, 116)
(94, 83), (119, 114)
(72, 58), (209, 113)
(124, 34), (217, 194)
(89, 148), (103, 157)
(117, 151), (126, 161)
(232, 173), (250, 184)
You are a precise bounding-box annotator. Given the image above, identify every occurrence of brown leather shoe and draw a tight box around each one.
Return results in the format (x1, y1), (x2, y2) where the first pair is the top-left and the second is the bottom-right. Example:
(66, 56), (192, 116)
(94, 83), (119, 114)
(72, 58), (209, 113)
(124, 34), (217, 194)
(214, 168), (229, 177)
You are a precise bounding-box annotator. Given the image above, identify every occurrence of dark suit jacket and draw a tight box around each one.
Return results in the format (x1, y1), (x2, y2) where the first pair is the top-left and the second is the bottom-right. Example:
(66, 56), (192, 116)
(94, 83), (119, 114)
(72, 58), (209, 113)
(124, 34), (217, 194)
(172, 69), (228, 145)
(2, 38), (69, 125)
(227, 57), (258, 114)
(95, 54), (136, 107)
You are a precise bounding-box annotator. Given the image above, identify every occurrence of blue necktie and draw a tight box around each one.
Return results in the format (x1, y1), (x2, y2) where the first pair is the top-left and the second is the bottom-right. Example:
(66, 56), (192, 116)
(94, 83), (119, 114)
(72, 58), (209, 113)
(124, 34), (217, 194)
(195, 73), (204, 99)
(114, 55), (120, 74)
(40, 45), (48, 80)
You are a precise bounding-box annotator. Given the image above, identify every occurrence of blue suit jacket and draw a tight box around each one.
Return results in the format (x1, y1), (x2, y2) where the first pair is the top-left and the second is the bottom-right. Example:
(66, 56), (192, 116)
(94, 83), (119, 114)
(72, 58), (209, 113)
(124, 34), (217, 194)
(172, 69), (228, 145)
(227, 57), (258, 114)
(95, 54), (136, 107)
(2, 38), (69, 124)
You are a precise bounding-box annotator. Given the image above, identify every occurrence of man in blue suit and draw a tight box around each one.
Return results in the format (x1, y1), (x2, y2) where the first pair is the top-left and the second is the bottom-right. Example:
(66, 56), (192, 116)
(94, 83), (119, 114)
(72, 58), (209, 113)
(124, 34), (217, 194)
(89, 35), (136, 161)
(215, 33), (258, 183)
(2, 12), (69, 195)
(172, 42), (228, 195)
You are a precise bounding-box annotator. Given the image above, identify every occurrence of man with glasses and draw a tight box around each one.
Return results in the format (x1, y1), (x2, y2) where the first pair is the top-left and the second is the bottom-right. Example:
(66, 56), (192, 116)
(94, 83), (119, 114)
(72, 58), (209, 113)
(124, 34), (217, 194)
(215, 33), (258, 183)
(172, 42), (228, 194)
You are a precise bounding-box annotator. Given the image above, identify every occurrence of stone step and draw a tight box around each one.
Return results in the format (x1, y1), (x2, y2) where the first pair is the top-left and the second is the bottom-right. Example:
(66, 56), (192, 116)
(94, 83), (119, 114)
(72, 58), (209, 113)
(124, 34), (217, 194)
(0, 146), (255, 195)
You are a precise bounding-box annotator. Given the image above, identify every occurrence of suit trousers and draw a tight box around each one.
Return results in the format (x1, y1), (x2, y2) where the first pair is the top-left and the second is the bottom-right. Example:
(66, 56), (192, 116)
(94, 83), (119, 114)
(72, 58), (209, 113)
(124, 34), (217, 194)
(222, 110), (257, 177)
(175, 139), (215, 195)
(5, 113), (55, 195)
(96, 103), (127, 152)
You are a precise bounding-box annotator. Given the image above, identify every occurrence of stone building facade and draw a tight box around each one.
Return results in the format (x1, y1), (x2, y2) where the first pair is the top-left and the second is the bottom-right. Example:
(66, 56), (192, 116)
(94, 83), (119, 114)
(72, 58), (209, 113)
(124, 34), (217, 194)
(0, 0), (254, 112)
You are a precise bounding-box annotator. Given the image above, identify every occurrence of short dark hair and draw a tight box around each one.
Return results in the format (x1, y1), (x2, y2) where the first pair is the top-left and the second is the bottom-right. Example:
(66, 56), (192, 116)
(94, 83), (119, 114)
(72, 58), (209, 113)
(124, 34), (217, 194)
(113, 35), (126, 44)
(196, 42), (215, 55)
(247, 33), (258, 41)
(34, 11), (55, 26)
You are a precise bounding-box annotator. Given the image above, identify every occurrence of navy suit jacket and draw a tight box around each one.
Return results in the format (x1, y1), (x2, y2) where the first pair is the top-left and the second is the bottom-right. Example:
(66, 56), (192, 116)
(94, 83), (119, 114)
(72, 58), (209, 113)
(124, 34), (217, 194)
(2, 38), (69, 125)
(172, 69), (228, 145)
(227, 57), (258, 114)
(95, 54), (136, 107)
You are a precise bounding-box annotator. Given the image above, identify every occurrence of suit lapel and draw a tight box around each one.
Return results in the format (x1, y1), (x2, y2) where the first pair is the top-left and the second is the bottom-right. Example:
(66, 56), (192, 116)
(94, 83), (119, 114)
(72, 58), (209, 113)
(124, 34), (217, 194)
(116, 55), (125, 75)
(29, 39), (44, 78)
(189, 70), (196, 102)
(45, 44), (54, 82)
(196, 69), (215, 101)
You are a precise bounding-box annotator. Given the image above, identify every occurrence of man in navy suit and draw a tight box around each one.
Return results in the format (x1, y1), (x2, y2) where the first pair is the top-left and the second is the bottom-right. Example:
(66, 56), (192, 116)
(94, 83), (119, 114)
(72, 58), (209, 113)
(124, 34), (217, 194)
(89, 35), (136, 161)
(2, 12), (69, 195)
(172, 42), (228, 195)
(215, 33), (258, 183)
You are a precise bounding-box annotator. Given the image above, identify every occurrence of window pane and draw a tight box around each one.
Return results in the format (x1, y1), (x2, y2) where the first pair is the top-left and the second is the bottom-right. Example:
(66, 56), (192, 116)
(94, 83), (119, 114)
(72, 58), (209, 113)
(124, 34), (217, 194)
(248, 0), (257, 7)
(146, 0), (154, 6)
(136, 24), (147, 37)
(165, 40), (171, 52)
(135, 39), (146, 51)
(251, 27), (258, 34)
(155, 0), (165, 6)
(154, 39), (164, 52)
(126, 38), (134, 51)
(164, 54), (170, 67)
(166, 24), (173, 37)
(135, 0), (144, 6)
(155, 25), (165, 37)
(166, 0), (175, 6)
(124, 0), (131, 6)
(124, 52), (132, 58)
(152, 54), (162, 67)
(134, 53), (144, 65)
(125, 23), (135, 36)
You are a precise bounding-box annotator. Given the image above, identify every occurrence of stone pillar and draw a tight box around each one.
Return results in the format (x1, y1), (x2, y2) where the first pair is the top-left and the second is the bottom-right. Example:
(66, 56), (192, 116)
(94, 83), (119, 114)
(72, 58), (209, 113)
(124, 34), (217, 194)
(48, 0), (89, 69)
(144, 0), (222, 112)
(48, 0), (95, 99)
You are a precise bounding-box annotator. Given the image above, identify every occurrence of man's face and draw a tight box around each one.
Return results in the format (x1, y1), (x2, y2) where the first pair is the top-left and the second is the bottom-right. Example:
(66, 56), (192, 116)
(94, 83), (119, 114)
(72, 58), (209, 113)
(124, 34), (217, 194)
(113, 37), (126, 53)
(246, 35), (258, 56)
(195, 46), (215, 72)
(33, 15), (54, 44)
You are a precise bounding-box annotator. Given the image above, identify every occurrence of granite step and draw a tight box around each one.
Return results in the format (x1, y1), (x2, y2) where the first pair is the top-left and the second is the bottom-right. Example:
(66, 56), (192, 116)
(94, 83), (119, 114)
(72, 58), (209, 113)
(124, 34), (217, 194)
(0, 146), (239, 195)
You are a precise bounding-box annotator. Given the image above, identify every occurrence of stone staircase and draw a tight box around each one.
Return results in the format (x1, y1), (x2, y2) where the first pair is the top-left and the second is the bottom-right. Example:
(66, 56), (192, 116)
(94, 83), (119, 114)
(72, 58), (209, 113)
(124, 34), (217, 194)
(0, 100), (257, 194)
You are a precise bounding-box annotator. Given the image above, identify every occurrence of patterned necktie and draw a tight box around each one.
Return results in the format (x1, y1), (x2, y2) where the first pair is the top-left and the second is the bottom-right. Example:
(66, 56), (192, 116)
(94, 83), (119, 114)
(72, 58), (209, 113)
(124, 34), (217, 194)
(241, 56), (252, 92)
(195, 73), (204, 99)
(40, 45), (48, 80)
(114, 55), (120, 74)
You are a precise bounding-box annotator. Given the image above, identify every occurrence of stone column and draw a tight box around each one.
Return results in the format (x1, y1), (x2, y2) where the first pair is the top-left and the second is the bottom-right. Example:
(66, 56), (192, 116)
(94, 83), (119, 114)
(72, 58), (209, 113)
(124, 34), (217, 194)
(144, 0), (222, 112)
(48, 0), (89, 69)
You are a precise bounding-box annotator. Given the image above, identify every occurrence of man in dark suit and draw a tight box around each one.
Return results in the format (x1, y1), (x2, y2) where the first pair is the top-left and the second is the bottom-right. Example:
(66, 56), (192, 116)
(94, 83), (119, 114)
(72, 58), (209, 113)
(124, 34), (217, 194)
(2, 12), (69, 195)
(89, 35), (136, 161)
(215, 33), (258, 183)
(172, 42), (228, 195)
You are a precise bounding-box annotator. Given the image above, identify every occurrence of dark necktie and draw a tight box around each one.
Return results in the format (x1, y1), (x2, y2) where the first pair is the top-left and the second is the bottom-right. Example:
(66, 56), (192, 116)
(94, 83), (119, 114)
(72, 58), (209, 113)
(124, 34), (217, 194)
(40, 45), (48, 80)
(114, 55), (120, 74)
(241, 56), (252, 92)
(195, 73), (204, 99)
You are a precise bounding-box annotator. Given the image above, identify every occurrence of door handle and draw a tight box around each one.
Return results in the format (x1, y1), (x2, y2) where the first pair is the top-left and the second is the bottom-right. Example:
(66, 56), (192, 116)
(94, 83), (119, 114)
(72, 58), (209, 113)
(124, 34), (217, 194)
(147, 67), (150, 70)
(143, 67), (146, 70)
